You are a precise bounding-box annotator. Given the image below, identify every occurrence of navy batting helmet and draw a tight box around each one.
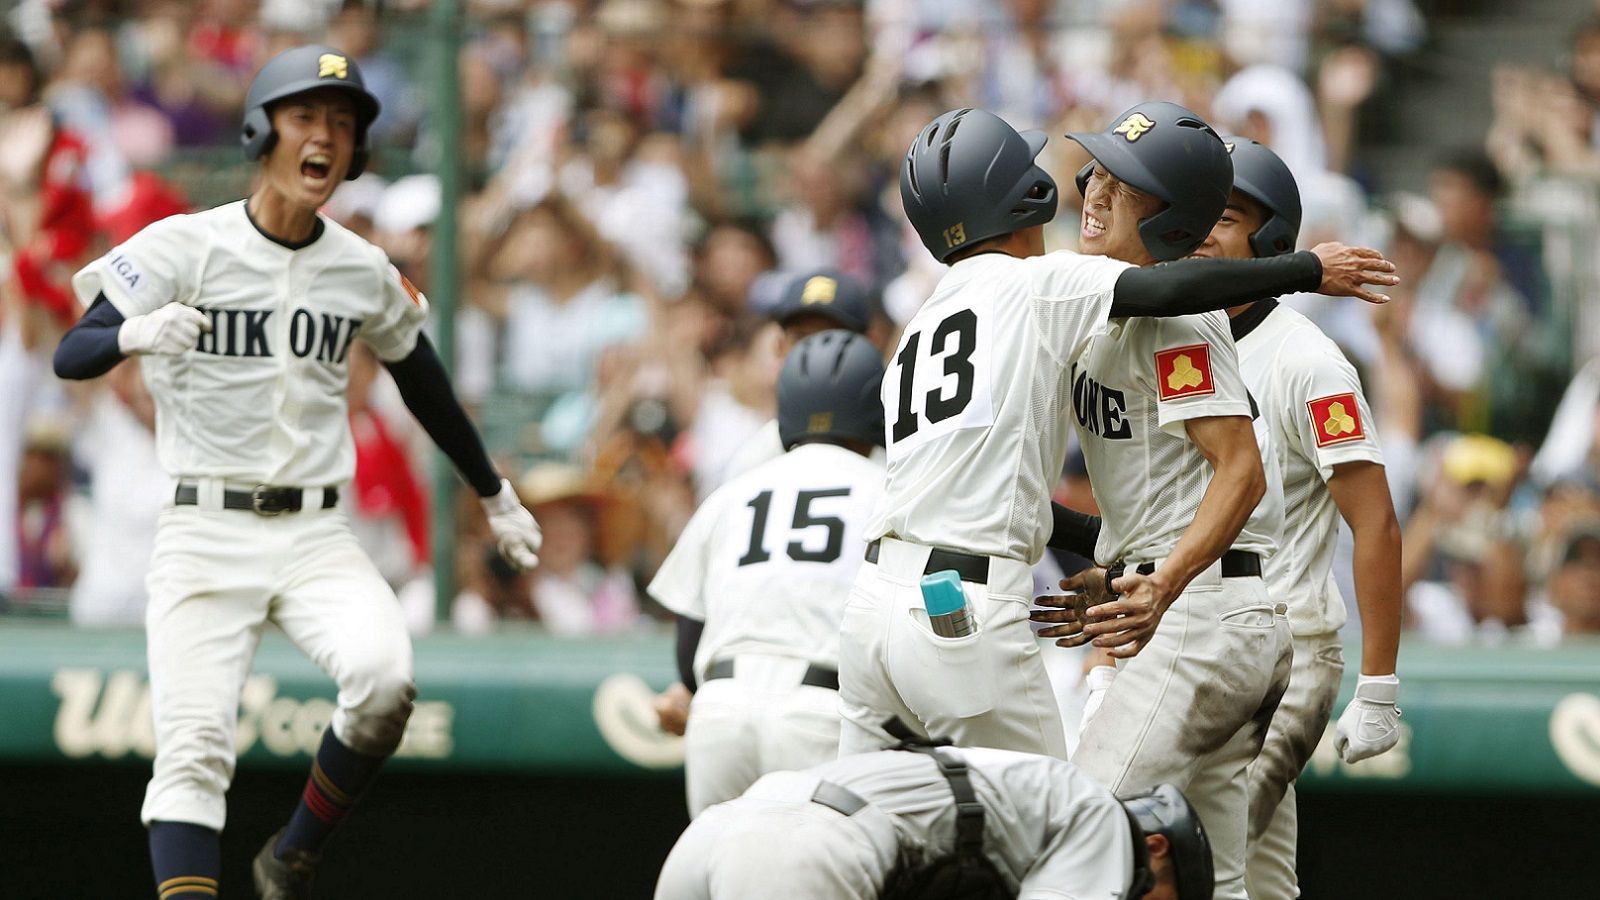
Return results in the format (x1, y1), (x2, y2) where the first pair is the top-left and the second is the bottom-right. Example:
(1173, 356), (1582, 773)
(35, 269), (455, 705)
(901, 108), (1058, 263)
(241, 44), (381, 180)
(1221, 136), (1302, 258)
(1123, 784), (1213, 900)
(1066, 101), (1232, 262)
(778, 330), (885, 451)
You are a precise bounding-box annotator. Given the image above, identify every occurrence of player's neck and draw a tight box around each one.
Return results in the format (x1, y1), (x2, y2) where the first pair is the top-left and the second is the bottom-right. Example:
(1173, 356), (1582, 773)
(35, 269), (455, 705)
(248, 189), (322, 246)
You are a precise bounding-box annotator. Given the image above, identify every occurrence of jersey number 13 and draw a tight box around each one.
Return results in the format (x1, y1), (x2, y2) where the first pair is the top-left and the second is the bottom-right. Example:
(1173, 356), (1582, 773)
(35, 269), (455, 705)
(887, 309), (991, 451)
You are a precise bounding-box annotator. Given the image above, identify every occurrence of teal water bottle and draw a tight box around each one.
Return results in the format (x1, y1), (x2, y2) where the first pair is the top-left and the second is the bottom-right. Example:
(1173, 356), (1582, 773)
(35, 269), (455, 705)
(920, 570), (974, 638)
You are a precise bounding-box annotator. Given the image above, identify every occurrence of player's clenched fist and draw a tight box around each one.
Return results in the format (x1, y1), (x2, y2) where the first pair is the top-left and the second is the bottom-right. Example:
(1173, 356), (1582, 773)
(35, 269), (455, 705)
(481, 478), (543, 570)
(1333, 674), (1402, 763)
(1310, 242), (1401, 305)
(117, 302), (211, 356)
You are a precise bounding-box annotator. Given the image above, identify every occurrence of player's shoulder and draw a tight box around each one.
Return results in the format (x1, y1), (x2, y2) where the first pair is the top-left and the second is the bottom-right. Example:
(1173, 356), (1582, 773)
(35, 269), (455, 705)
(317, 213), (386, 260)
(1021, 249), (1132, 297)
(126, 202), (235, 246)
(1259, 305), (1361, 381)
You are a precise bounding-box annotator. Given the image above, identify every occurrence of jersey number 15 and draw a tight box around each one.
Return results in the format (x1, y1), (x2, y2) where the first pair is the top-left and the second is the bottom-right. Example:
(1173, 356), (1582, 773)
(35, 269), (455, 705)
(738, 488), (851, 566)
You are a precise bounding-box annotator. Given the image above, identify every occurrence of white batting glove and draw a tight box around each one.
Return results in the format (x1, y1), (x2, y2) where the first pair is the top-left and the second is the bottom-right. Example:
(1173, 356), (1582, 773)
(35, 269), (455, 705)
(481, 478), (542, 571)
(1334, 674), (1402, 763)
(117, 302), (210, 356)
(1080, 665), (1117, 734)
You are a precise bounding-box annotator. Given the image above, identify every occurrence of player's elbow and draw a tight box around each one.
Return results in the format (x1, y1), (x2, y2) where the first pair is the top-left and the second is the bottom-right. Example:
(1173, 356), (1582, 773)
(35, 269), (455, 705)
(52, 332), (96, 380)
(1226, 451), (1266, 511)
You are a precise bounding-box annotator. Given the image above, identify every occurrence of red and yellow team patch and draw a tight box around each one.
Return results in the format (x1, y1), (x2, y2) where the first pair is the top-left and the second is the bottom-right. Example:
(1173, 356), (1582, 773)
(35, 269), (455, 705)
(1306, 392), (1365, 447)
(1154, 343), (1215, 401)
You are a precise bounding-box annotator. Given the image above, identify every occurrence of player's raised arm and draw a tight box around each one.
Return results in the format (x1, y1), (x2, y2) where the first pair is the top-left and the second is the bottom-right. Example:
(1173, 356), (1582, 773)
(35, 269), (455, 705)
(1107, 243), (1397, 318)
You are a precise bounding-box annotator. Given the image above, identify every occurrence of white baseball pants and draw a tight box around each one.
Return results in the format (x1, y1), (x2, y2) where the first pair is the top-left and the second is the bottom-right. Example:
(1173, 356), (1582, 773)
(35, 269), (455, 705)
(141, 490), (414, 830)
(1071, 565), (1291, 900)
(1245, 631), (1344, 900)
(656, 770), (900, 900)
(837, 537), (1067, 758)
(684, 653), (842, 817)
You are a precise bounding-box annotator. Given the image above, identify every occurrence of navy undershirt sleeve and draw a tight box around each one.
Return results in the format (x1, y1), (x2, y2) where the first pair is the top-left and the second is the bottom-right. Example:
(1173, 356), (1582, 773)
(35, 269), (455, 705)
(53, 294), (128, 380)
(676, 616), (705, 692)
(1047, 502), (1102, 558)
(1109, 251), (1322, 318)
(382, 335), (502, 497)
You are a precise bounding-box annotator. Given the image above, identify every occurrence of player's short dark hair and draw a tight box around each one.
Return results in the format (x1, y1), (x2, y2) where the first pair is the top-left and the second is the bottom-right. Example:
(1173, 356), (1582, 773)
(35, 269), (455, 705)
(0, 32), (40, 98)
(1434, 148), (1504, 199)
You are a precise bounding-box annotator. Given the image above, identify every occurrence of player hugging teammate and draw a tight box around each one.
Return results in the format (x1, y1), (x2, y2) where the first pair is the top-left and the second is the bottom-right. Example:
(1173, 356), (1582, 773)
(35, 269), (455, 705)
(656, 99), (1402, 900)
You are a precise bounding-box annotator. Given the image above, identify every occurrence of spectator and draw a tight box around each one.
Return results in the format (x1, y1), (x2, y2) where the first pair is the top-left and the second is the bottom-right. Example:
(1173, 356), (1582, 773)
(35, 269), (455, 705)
(1544, 521), (1600, 637)
(492, 194), (649, 396)
(68, 359), (167, 627)
(15, 416), (74, 598)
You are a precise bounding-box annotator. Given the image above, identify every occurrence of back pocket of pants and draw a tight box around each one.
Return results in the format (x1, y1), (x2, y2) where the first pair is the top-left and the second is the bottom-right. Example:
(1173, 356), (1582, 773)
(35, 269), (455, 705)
(889, 609), (996, 719)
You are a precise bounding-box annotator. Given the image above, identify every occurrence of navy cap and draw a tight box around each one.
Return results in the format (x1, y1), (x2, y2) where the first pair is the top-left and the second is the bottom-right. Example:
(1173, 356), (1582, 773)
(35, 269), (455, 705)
(770, 269), (872, 334)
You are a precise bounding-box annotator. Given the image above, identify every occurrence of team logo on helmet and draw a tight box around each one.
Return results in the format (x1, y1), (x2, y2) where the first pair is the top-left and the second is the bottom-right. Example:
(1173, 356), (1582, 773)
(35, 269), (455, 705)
(1114, 113), (1156, 142)
(1224, 142), (1236, 153)
(808, 412), (834, 432)
(801, 276), (837, 305)
(318, 53), (349, 79)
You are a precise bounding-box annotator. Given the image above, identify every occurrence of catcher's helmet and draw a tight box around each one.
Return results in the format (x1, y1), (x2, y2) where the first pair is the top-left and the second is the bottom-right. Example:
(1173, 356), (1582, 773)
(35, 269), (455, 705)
(1066, 101), (1232, 262)
(1122, 784), (1214, 900)
(777, 330), (885, 451)
(1221, 136), (1302, 258)
(241, 44), (381, 180)
(901, 108), (1058, 263)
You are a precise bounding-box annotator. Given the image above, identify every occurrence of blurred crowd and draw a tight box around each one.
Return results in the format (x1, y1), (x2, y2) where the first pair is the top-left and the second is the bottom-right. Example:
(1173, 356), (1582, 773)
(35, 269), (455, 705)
(2, 0), (1600, 645)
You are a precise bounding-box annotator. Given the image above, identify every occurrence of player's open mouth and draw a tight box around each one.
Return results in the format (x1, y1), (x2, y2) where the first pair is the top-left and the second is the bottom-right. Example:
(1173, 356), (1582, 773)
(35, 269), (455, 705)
(300, 154), (333, 182)
(1081, 212), (1107, 240)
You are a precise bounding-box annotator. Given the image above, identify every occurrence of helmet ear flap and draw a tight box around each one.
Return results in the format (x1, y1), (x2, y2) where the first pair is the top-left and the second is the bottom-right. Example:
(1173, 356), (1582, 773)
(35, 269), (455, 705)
(1247, 216), (1297, 259)
(1075, 162), (1093, 197)
(241, 106), (275, 161)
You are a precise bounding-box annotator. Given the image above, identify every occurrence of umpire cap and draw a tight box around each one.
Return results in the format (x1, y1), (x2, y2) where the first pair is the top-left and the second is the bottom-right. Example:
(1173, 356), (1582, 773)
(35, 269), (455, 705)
(901, 108), (1058, 263)
(1123, 784), (1213, 900)
(771, 269), (872, 334)
(1221, 136), (1302, 258)
(777, 331), (885, 451)
(241, 44), (382, 180)
(1066, 101), (1232, 262)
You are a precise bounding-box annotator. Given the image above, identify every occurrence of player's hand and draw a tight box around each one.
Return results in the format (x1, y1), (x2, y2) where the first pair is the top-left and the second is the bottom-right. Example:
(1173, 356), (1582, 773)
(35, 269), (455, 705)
(1310, 242), (1399, 304)
(117, 302), (211, 356)
(1333, 674), (1402, 763)
(481, 478), (542, 571)
(654, 682), (691, 736)
(1077, 569), (1179, 659)
(1030, 566), (1114, 641)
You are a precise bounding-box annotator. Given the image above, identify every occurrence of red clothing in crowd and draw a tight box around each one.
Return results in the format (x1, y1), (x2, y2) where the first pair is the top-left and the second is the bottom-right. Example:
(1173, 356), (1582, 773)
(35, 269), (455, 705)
(12, 127), (93, 324)
(350, 409), (431, 567)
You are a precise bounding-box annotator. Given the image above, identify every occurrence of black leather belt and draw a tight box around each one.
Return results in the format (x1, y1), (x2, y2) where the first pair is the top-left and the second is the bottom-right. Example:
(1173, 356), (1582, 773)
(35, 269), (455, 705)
(1115, 549), (1261, 580)
(810, 780), (868, 816)
(705, 658), (840, 691)
(864, 540), (989, 585)
(174, 484), (339, 516)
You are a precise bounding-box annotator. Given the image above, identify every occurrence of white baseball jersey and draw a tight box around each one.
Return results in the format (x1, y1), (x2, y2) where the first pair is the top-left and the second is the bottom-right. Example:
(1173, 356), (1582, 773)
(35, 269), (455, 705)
(71, 200), (428, 486)
(1235, 302), (1382, 635)
(1069, 311), (1282, 566)
(650, 443), (885, 680)
(869, 251), (1133, 564)
(810, 746), (1135, 896)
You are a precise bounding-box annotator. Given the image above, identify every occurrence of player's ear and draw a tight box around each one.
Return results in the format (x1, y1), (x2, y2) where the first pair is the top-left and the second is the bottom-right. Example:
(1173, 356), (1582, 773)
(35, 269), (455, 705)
(1144, 832), (1171, 861)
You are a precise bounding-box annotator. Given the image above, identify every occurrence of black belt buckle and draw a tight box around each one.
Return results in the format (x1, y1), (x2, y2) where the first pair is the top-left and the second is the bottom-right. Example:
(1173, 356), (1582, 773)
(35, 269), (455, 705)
(249, 485), (292, 516)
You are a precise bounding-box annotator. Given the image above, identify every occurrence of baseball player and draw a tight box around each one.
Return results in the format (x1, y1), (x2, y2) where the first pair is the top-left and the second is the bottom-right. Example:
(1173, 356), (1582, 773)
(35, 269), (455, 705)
(837, 106), (1396, 758)
(722, 268), (882, 480)
(1190, 138), (1402, 899)
(651, 330), (886, 815)
(655, 731), (1215, 900)
(1024, 101), (1386, 900)
(53, 46), (542, 900)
